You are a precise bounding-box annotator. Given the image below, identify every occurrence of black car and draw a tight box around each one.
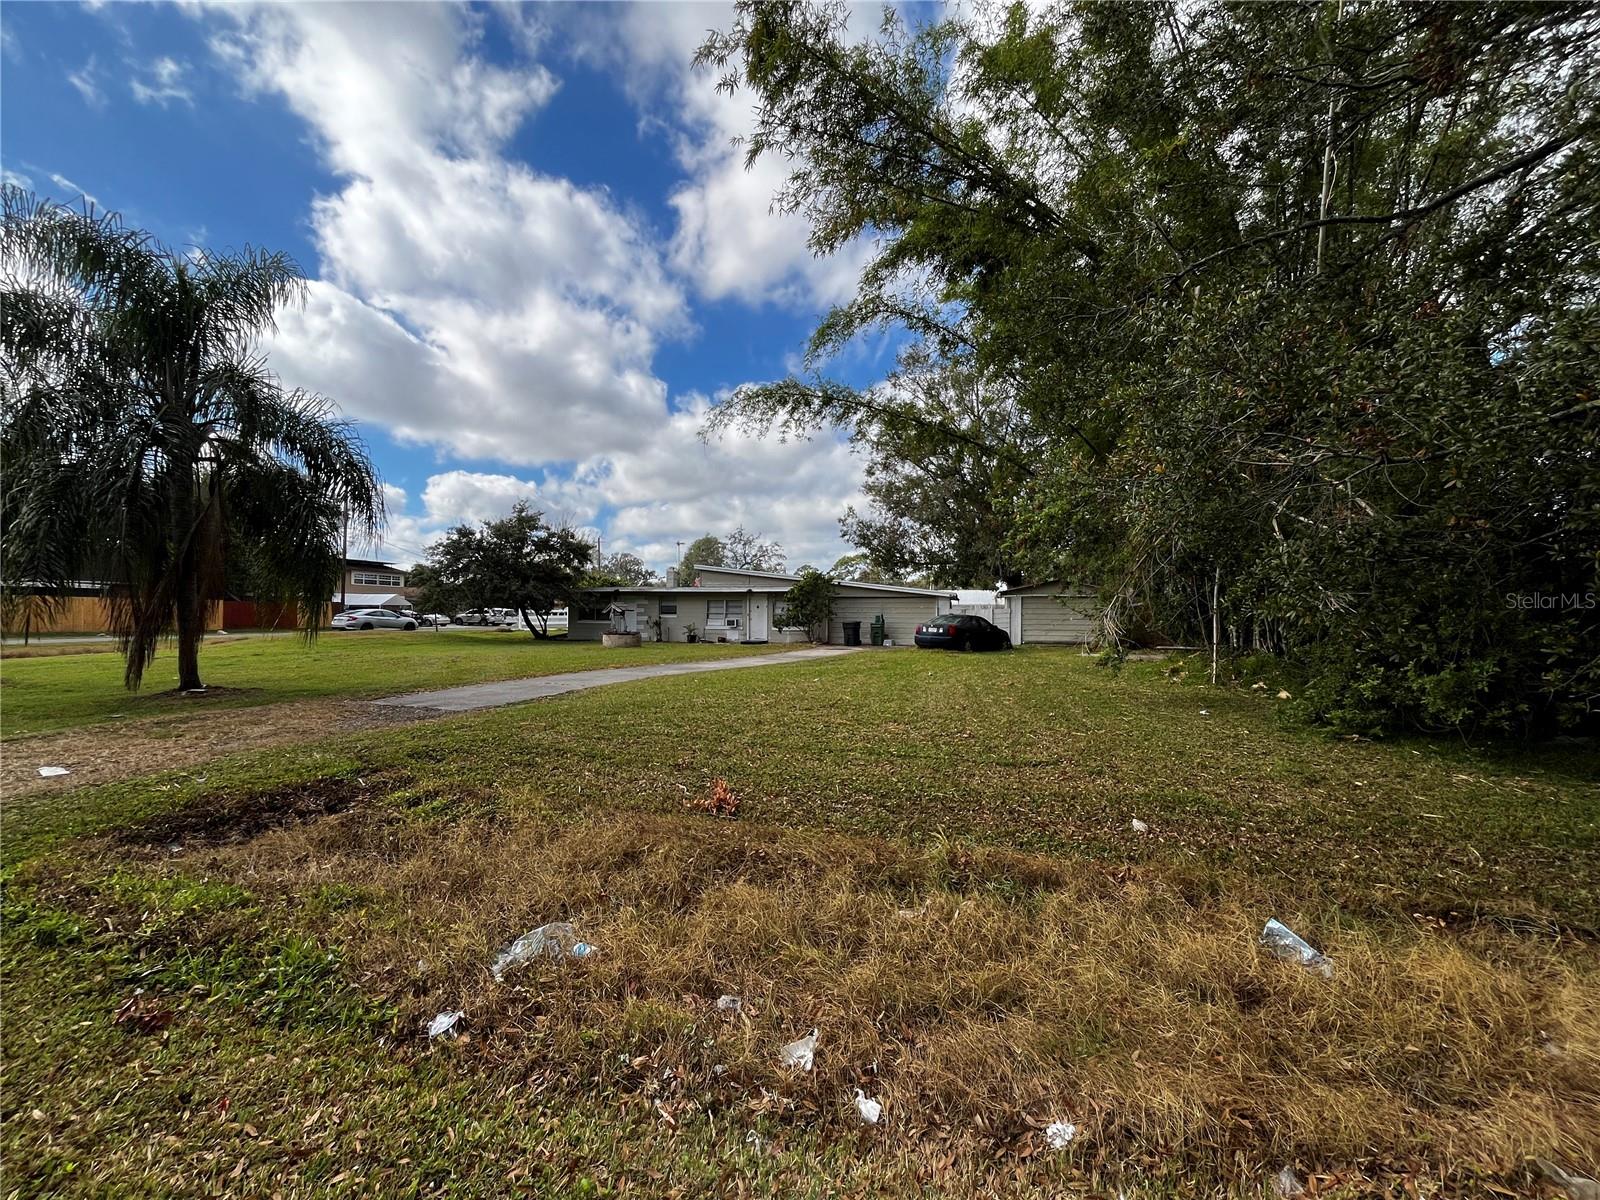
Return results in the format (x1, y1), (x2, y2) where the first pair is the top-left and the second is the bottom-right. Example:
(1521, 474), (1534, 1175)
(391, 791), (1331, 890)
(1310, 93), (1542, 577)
(914, 614), (1013, 652)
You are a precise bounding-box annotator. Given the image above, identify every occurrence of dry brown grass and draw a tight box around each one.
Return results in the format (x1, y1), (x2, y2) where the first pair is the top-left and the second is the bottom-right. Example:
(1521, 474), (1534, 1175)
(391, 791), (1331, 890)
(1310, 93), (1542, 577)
(143, 800), (1600, 1194)
(0, 699), (440, 798)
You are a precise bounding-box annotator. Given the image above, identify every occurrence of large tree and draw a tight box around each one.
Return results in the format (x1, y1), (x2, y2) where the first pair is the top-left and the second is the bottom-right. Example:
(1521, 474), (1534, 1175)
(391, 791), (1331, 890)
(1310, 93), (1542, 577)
(676, 533), (726, 583)
(0, 190), (383, 691)
(712, 352), (1032, 586)
(417, 502), (591, 638)
(584, 551), (659, 588)
(722, 525), (785, 571)
(700, 1), (1600, 736)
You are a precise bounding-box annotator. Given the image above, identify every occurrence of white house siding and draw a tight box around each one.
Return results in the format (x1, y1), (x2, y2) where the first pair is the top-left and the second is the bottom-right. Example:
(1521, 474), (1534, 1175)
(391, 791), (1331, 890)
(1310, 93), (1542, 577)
(827, 591), (947, 646)
(1018, 594), (1098, 644)
(568, 590), (806, 643)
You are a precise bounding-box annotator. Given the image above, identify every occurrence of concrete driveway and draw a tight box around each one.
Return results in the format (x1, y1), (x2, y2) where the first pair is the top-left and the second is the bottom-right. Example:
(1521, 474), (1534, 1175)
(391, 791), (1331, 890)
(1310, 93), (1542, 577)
(372, 645), (858, 713)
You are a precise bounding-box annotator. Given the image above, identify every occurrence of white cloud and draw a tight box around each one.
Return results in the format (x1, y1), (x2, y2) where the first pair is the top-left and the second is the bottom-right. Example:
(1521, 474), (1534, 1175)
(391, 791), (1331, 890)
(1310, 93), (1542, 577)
(2, 168), (33, 191)
(362, 389), (865, 572)
(130, 56), (193, 106)
(201, 1), (864, 575)
(67, 56), (105, 108)
(213, 3), (683, 464)
(34, 169), (100, 208)
(567, 2), (871, 310)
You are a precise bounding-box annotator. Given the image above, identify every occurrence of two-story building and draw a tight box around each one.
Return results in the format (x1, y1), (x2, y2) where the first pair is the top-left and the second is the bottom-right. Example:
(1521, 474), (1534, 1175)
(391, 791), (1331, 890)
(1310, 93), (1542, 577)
(333, 558), (418, 612)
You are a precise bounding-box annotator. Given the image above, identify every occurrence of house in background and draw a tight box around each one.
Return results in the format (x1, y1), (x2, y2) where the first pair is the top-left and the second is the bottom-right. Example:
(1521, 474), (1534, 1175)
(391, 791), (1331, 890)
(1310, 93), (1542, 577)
(572, 564), (955, 645)
(332, 558), (417, 613)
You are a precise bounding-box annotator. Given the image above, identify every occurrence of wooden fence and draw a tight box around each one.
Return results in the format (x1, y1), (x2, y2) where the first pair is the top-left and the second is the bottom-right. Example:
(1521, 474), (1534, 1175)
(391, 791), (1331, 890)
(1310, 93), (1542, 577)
(1, 595), (225, 638)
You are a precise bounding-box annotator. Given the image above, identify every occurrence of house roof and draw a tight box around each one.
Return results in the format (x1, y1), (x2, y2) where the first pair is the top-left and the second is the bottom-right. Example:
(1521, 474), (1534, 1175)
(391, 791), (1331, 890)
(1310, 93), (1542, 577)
(689, 563), (955, 599)
(1000, 580), (1097, 597)
(345, 558), (406, 572)
(579, 585), (794, 595)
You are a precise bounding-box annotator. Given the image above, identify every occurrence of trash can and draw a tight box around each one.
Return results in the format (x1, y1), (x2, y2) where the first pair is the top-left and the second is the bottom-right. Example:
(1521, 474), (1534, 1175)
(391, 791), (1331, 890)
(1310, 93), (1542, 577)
(869, 614), (886, 646)
(842, 620), (862, 646)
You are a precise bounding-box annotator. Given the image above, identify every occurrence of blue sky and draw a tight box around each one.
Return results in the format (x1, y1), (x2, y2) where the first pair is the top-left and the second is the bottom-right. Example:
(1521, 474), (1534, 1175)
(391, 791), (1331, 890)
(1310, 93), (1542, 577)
(1, 2), (893, 571)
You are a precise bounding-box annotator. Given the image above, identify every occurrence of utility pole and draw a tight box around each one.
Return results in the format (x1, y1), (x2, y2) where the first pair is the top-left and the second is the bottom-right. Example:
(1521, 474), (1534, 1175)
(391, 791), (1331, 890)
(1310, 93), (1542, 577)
(339, 505), (348, 612)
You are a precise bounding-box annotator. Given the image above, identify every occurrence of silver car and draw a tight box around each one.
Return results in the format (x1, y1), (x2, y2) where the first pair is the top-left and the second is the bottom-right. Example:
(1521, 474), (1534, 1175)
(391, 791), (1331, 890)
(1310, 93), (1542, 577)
(332, 607), (418, 631)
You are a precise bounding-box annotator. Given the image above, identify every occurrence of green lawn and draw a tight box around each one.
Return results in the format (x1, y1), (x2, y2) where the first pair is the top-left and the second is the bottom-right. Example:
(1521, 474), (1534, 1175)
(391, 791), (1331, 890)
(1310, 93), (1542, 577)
(0, 631), (784, 737)
(4, 649), (1597, 1196)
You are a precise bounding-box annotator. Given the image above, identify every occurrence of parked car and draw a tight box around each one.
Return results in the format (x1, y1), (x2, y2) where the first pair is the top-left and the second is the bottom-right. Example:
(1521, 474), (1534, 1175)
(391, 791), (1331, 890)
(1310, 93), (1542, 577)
(914, 614), (1012, 652)
(332, 607), (418, 631)
(417, 613), (452, 627)
(452, 607), (516, 626)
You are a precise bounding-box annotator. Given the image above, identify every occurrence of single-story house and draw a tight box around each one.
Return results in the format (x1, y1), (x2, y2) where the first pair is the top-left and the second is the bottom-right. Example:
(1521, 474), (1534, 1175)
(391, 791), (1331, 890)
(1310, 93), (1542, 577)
(571, 564), (956, 645)
(1000, 581), (1100, 645)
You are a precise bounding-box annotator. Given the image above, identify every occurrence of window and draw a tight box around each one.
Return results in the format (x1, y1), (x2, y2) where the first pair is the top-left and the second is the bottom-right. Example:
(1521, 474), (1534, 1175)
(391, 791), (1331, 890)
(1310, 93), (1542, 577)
(659, 602), (678, 616)
(575, 600), (611, 622)
(352, 570), (405, 587)
(706, 598), (744, 624)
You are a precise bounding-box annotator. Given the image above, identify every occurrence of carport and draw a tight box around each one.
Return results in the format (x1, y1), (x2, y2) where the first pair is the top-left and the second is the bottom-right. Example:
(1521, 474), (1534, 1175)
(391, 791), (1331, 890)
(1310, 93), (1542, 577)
(331, 591), (412, 613)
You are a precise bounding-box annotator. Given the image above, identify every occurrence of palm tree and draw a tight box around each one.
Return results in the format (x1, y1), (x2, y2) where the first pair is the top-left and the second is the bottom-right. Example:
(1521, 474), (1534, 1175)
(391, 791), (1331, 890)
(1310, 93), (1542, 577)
(1, 188), (383, 691)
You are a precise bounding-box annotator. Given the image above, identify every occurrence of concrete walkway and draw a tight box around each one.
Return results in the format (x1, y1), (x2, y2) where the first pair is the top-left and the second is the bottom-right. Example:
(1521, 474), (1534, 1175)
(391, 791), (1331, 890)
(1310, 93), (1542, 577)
(372, 645), (859, 713)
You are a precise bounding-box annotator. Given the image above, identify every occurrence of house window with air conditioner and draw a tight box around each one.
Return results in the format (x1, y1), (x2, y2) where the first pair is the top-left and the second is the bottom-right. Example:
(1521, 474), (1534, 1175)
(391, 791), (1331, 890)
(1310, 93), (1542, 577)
(706, 598), (743, 630)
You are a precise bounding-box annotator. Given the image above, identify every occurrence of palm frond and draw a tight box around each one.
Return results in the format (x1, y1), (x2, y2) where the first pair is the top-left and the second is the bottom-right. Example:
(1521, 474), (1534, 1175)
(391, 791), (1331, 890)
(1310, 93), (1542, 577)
(1, 188), (380, 689)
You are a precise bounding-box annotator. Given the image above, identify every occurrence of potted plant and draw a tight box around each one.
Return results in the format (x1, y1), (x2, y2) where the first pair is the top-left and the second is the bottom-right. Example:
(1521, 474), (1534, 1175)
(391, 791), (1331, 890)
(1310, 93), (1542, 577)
(684, 621), (699, 644)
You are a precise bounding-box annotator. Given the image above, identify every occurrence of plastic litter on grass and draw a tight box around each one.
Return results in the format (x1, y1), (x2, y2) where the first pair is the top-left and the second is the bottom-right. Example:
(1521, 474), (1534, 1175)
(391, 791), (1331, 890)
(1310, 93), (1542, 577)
(36, 765), (70, 777)
(780, 1028), (817, 1071)
(491, 922), (593, 981)
(427, 1010), (465, 1039)
(1043, 1121), (1077, 1150)
(852, 1089), (882, 1124)
(1260, 919), (1333, 978)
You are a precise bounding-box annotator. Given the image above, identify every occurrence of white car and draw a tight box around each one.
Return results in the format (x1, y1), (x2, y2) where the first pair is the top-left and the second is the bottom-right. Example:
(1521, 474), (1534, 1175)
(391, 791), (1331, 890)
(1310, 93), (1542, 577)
(453, 607), (517, 626)
(332, 607), (418, 631)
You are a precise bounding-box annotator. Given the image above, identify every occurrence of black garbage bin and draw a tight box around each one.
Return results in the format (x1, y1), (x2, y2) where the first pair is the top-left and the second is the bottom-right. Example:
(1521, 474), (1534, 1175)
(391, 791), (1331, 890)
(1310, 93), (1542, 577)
(842, 620), (862, 646)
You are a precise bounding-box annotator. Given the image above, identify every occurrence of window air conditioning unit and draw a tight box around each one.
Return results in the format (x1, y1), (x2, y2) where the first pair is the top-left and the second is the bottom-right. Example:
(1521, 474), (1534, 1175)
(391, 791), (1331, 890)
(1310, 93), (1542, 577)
(725, 617), (741, 629)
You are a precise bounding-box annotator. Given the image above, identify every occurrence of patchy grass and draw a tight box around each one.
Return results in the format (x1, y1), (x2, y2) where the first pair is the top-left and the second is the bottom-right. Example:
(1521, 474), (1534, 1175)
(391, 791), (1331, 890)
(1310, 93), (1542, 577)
(0, 631), (785, 737)
(4, 649), (1598, 1197)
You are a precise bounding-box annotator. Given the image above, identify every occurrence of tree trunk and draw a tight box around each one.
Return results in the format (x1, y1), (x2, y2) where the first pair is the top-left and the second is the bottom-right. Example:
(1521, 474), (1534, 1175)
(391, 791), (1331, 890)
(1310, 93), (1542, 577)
(176, 571), (206, 691)
(521, 606), (548, 639)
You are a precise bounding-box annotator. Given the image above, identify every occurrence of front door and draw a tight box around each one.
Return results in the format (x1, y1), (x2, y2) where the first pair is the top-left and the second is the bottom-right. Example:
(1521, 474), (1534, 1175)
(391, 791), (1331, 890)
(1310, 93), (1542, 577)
(748, 597), (767, 640)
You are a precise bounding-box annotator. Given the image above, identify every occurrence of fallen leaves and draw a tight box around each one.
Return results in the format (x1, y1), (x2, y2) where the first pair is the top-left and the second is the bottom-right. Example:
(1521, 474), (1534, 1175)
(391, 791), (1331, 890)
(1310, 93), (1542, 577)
(683, 777), (740, 818)
(112, 993), (175, 1036)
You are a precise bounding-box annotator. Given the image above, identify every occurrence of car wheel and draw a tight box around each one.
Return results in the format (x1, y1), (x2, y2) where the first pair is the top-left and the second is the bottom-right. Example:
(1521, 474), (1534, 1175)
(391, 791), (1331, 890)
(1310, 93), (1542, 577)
(360, 622), (373, 630)
(959, 636), (973, 651)
(404, 621), (417, 631)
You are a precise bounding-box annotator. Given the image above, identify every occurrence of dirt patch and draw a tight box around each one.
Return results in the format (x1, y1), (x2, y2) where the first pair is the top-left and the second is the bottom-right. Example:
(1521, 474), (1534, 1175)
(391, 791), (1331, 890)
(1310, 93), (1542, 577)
(115, 777), (369, 850)
(146, 684), (265, 702)
(1, 699), (445, 797)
